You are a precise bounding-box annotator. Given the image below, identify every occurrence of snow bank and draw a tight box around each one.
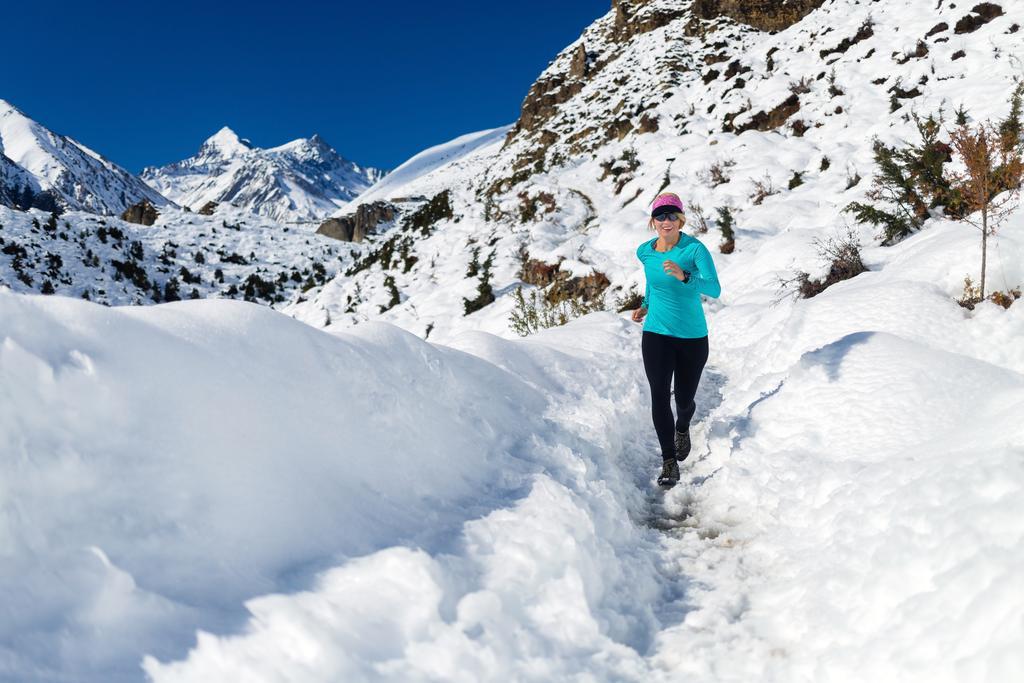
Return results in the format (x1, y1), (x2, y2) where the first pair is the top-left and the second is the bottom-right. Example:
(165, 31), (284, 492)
(0, 292), (675, 682)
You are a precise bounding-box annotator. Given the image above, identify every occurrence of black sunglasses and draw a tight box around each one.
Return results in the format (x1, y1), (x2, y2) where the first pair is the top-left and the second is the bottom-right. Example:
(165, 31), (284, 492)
(653, 213), (682, 222)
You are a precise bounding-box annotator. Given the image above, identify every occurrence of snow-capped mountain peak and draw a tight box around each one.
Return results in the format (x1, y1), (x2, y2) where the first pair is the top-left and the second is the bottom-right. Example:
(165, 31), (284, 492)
(197, 126), (253, 159)
(142, 129), (384, 222)
(0, 98), (21, 118)
(266, 133), (326, 158)
(0, 99), (169, 215)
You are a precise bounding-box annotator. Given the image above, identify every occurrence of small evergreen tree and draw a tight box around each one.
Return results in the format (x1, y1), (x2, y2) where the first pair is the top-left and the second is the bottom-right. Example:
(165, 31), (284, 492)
(179, 266), (200, 284)
(128, 240), (145, 261)
(998, 82), (1023, 153)
(463, 251), (495, 315)
(717, 206), (736, 254)
(380, 275), (401, 312)
(465, 246), (481, 278)
(164, 277), (181, 302)
(955, 104), (969, 126)
(845, 113), (956, 244)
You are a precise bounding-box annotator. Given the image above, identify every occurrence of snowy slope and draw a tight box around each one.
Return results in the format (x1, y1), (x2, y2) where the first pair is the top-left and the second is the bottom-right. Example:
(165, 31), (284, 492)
(0, 204), (351, 310)
(0, 99), (169, 215)
(142, 127), (384, 222)
(0, 151), (40, 208)
(289, 0), (1024, 343)
(331, 125), (511, 211)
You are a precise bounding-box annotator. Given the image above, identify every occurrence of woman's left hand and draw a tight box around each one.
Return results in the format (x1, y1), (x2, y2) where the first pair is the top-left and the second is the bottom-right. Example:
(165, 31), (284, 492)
(662, 260), (690, 282)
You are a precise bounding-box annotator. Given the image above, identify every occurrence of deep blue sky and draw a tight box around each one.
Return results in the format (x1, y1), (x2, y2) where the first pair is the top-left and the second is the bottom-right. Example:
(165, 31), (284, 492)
(3, 0), (609, 173)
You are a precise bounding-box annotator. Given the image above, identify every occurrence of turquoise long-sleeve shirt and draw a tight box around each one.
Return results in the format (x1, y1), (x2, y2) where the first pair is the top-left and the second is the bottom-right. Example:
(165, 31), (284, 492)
(637, 234), (721, 339)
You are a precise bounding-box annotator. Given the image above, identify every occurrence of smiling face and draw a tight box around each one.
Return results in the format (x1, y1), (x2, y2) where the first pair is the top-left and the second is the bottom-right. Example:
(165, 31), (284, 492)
(649, 211), (685, 238)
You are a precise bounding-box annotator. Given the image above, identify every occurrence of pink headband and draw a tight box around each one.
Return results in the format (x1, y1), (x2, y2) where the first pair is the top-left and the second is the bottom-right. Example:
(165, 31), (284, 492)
(651, 195), (684, 214)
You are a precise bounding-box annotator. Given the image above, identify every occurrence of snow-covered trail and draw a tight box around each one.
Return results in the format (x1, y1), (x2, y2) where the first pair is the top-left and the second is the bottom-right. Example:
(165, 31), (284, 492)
(3, 211), (1024, 682)
(140, 312), (712, 683)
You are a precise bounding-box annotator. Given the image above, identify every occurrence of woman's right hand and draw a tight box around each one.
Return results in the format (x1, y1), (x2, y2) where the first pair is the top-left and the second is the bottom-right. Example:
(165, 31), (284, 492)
(631, 307), (647, 323)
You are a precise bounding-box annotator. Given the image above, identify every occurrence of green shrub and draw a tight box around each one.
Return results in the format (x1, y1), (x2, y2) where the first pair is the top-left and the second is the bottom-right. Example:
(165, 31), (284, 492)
(509, 286), (604, 336)
(844, 112), (957, 244)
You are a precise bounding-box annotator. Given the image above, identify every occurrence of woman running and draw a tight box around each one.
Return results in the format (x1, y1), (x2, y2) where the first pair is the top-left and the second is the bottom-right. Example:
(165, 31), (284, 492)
(631, 192), (721, 487)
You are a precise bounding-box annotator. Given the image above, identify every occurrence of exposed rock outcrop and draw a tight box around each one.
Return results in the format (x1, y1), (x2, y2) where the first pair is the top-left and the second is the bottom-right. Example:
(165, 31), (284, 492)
(121, 199), (159, 226)
(723, 93), (801, 134)
(612, 0), (689, 41)
(690, 0), (826, 32)
(954, 2), (1005, 34)
(508, 47), (589, 139)
(317, 201), (396, 243)
(197, 200), (218, 215)
(613, 0), (825, 39)
(521, 257), (611, 304)
(501, 0), (830, 178)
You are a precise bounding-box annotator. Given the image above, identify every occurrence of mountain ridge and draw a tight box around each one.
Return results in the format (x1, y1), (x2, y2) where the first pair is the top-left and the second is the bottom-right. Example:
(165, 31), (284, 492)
(141, 127), (384, 222)
(0, 98), (170, 215)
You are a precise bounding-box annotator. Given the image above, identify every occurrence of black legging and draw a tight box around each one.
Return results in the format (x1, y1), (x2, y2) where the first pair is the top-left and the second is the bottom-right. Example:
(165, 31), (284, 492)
(641, 331), (709, 460)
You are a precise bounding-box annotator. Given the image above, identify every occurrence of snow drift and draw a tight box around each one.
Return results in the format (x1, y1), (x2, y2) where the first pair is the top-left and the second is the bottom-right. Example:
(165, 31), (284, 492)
(0, 292), (670, 682)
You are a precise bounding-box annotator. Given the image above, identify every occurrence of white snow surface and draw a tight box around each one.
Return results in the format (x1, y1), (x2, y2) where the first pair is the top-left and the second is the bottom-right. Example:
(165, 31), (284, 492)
(3, 0), (1024, 681)
(3, 210), (1024, 681)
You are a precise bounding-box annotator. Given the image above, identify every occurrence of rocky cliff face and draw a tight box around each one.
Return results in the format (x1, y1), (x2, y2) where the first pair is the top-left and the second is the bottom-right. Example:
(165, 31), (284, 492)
(121, 198), (159, 226)
(317, 201), (396, 242)
(504, 0), (826, 158)
(689, 0), (826, 32)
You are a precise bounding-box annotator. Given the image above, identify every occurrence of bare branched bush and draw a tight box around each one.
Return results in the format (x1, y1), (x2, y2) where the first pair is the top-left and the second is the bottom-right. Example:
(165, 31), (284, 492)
(749, 173), (777, 205)
(689, 203), (710, 233)
(700, 158), (736, 187)
(778, 229), (867, 300)
(789, 76), (814, 95)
